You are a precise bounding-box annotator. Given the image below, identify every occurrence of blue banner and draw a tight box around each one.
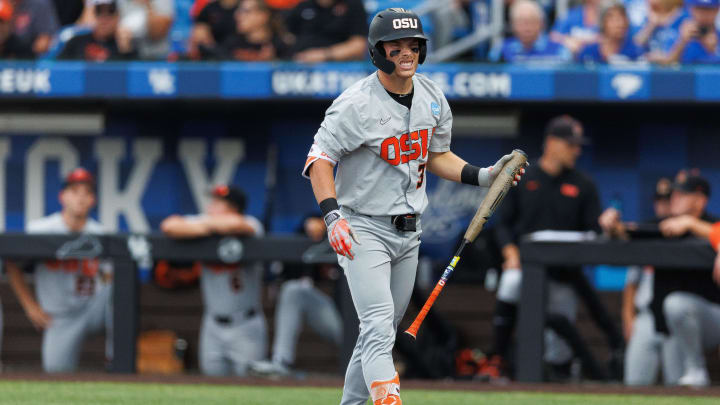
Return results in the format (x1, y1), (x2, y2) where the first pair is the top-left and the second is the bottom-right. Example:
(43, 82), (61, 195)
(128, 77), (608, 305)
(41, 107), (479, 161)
(0, 61), (718, 102)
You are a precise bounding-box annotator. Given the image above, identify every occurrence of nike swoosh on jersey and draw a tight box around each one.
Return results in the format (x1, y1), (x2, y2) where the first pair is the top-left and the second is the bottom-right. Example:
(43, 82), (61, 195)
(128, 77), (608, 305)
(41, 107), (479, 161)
(380, 116), (391, 125)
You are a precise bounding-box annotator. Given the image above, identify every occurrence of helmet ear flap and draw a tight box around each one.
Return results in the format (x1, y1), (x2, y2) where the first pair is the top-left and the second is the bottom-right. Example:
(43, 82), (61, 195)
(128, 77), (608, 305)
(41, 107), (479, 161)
(368, 41), (395, 74)
(418, 39), (427, 64)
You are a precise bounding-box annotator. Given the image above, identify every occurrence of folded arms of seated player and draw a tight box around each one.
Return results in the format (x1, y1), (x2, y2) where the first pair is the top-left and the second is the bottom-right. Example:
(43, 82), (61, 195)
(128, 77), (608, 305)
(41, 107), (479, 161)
(6, 262), (52, 330)
(160, 214), (258, 238)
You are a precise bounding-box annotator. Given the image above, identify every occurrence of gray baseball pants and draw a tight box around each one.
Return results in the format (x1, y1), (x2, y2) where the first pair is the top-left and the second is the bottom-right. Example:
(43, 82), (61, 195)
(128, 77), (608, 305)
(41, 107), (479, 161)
(624, 309), (682, 385)
(42, 283), (112, 373)
(664, 292), (720, 376)
(199, 311), (267, 376)
(338, 209), (421, 405)
(271, 278), (343, 366)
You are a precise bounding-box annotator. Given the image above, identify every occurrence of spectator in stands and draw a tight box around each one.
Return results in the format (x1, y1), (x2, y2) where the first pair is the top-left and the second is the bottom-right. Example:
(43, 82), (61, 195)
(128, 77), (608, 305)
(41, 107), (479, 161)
(216, 0), (289, 61)
(284, 0), (367, 63)
(52, 0), (85, 26)
(58, 0), (136, 61)
(0, 0), (32, 59)
(632, 0), (687, 63)
(650, 175), (720, 387)
(248, 215), (342, 377)
(161, 185), (267, 376)
(664, 0), (720, 63)
(488, 0), (571, 63)
(577, 2), (643, 64)
(117, 0), (174, 59)
(550, 0), (602, 54)
(599, 177), (683, 386)
(10, 0), (60, 56)
(189, 0), (240, 60)
(625, 0), (649, 28)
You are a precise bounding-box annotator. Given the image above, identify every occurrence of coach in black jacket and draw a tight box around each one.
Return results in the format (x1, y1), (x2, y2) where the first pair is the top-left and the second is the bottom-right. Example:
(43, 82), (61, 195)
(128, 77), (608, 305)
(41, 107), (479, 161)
(479, 115), (623, 381)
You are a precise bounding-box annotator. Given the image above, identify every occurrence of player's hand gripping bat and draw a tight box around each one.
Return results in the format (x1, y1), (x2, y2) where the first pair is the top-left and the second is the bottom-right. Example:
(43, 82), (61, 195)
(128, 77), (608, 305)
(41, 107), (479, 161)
(404, 149), (528, 339)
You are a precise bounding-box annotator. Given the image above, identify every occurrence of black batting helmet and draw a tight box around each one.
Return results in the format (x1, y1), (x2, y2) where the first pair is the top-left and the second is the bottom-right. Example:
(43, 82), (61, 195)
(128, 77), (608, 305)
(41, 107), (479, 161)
(368, 8), (428, 74)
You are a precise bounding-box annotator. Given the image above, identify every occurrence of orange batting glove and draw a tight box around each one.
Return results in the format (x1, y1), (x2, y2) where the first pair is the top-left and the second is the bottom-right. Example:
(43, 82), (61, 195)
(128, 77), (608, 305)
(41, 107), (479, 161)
(324, 210), (361, 260)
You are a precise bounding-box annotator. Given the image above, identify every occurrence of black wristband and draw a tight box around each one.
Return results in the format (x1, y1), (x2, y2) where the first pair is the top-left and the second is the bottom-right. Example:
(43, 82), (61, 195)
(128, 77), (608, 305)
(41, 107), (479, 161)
(461, 164), (480, 186)
(319, 198), (340, 217)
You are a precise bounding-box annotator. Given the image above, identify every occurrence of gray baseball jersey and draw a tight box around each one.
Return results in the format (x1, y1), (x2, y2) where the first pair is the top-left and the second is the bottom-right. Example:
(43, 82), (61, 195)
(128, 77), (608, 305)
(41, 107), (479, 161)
(26, 212), (112, 372)
(27, 213), (107, 316)
(198, 215), (264, 316)
(188, 214), (267, 376)
(303, 72), (455, 405)
(303, 72), (452, 216)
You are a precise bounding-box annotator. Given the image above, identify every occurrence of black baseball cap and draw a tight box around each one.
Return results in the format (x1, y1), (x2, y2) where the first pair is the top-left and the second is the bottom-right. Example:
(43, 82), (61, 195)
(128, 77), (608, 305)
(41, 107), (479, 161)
(210, 185), (247, 213)
(545, 115), (589, 145)
(62, 167), (95, 190)
(673, 175), (711, 197)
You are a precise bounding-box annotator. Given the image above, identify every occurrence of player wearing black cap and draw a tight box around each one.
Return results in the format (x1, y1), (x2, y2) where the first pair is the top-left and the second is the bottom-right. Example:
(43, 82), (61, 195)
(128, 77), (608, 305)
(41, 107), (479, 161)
(651, 174), (720, 387)
(302, 7), (524, 405)
(484, 115), (624, 380)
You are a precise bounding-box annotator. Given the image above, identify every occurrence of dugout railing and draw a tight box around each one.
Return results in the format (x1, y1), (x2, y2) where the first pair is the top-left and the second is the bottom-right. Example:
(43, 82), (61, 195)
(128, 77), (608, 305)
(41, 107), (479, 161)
(518, 238), (717, 382)
(1, 234), (716, 381)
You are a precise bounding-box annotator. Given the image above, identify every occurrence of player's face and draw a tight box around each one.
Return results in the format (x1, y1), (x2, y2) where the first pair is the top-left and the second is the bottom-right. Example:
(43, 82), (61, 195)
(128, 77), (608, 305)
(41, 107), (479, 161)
(670, 191), (706, 217)
(382, 38), (420, 79)
(304, 217), (326, 242)
(547, 137), (581, 168)
(653, 198), (671, 219)
(59, 183), (96, 218)
(207, 197), (237, 216)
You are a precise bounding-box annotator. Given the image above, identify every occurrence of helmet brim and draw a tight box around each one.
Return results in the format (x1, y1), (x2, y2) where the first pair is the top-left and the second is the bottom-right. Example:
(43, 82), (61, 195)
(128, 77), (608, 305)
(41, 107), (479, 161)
(373, 32), (428, 45)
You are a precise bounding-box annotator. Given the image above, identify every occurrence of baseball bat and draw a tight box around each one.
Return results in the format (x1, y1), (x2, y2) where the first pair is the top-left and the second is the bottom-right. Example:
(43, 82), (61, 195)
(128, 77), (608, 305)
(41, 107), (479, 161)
(404, 149), (528, 339)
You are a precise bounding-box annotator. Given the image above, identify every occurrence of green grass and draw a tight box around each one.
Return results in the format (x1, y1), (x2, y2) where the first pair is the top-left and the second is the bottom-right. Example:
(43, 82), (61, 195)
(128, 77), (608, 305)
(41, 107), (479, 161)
(0, 381), (717, 405)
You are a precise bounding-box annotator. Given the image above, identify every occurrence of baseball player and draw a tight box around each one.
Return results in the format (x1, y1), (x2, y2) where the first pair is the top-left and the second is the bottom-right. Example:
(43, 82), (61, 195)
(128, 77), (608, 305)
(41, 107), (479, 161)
(160, 185), (266, 376)
(302, 8), (524, 405)
(6, 168), (112, 373)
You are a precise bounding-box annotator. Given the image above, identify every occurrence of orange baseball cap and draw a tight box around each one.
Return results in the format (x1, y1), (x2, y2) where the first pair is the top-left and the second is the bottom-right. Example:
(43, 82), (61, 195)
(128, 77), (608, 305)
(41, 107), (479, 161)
(0, 0), (13, 21)
(63, 167), (95, 189)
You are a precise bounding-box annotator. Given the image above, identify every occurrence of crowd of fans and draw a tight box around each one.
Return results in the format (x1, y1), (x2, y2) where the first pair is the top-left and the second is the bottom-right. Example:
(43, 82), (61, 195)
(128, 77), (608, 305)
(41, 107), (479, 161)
(0, 0), (717, 64)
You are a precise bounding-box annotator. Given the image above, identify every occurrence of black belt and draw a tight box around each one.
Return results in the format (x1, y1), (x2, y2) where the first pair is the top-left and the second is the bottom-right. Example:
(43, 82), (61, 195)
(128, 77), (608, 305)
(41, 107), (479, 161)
(391, 214), (417, 232)
(214, 308), (256, 326)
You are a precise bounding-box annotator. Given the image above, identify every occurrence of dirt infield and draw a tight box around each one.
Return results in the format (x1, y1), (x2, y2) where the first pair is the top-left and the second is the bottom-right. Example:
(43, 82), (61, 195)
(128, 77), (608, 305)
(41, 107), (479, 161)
(1, 372), (719, 397)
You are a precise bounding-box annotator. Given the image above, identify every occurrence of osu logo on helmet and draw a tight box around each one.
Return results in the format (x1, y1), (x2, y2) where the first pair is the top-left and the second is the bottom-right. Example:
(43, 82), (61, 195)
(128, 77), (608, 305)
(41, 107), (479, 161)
(392, 18), (417, 29)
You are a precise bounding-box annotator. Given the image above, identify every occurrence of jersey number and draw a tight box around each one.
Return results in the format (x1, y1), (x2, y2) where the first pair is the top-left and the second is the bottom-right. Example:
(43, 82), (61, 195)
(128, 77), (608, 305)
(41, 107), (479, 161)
(380, 128), (431, 166)
(417, 164), (426, 188)
(75, 275), (96, 296)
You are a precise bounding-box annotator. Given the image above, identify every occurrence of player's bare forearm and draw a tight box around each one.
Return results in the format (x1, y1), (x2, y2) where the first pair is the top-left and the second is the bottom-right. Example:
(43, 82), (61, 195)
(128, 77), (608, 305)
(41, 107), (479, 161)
(160, 215), (212, 238)
(689, 217), (713, 238)
(328, 36), (367, 61)
(309, 160), (337, 203)
(205, 214), (258, 235)
(622, 283), (638, 340)
(426, 151), (468, 183)
(6, 261), (38, 310)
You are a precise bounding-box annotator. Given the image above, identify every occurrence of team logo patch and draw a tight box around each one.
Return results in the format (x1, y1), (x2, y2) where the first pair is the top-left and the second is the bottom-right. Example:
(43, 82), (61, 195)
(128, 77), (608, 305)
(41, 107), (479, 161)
(430, 101), (440, 117)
